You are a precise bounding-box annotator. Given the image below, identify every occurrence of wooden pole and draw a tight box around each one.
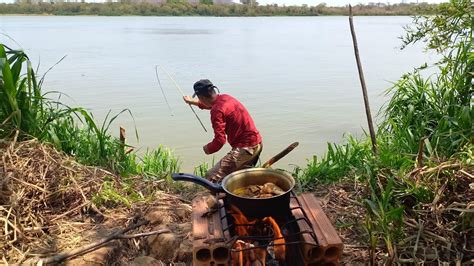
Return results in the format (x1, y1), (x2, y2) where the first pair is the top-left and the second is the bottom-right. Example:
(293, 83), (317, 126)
(349, 5), (377, 154)
(119, 126), (133, 155)
(119, 126), (126, 145)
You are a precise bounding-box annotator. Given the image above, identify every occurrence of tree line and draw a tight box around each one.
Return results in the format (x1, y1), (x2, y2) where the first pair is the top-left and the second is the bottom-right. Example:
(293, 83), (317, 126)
(0, 2), (439, 16)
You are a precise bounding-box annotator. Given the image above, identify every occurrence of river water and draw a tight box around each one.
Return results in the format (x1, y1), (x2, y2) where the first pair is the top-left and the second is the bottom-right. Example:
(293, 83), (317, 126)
(0, 16), (435, 171)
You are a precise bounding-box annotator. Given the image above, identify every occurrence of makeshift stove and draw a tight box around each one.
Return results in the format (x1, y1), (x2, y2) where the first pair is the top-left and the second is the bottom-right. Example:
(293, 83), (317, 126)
(191, 192), (343, 266)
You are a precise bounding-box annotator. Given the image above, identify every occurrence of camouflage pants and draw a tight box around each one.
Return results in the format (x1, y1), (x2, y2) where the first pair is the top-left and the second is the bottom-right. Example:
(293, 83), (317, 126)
(205, 143), (262, 183)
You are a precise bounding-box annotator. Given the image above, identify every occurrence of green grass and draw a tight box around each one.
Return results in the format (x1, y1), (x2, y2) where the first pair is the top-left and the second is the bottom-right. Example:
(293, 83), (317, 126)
(295, 0), (472, 186)
(92, 176), (144, 208)
(293, 135), (373, 188)
(293, 0), (473, 262)
(1, 1), (471, 262)
(137, 146), (181, 178)
(0, 42), (186, 209)
(193, 157), (216, 177)
(0, 43), (181, 180)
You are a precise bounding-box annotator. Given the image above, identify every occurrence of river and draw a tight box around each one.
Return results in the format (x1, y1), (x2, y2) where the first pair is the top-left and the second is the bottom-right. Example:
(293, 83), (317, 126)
(0, 16), (435, 171)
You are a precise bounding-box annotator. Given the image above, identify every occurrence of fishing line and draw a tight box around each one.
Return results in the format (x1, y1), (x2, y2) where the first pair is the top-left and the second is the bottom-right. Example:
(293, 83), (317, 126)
(155, 65), (174, 116)
(156, 65), (208, 133)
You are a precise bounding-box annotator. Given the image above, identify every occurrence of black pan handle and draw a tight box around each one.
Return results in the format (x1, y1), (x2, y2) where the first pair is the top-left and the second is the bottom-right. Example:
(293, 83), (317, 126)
(171, 173), (224, 193)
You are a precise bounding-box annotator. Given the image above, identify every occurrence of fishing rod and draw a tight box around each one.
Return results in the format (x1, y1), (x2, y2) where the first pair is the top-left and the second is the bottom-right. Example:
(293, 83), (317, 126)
(155, 65), (174, 116)
(155, 65), (208, 133)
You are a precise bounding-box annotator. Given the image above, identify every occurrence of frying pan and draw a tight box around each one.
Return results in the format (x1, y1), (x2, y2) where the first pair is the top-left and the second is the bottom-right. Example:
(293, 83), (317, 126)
(172, 142), (298, 218)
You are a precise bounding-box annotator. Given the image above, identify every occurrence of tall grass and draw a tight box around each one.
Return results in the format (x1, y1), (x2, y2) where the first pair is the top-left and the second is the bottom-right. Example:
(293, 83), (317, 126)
(294, 0), (472, 262)
(294, 135), (373, 188)
(0, 43), (180, 178)
(295, 0), (472, 185)
(137, 146), (181, 178)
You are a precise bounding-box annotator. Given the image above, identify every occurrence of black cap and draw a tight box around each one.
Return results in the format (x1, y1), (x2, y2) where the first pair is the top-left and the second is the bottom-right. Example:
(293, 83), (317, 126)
(193, 79), (214, 97)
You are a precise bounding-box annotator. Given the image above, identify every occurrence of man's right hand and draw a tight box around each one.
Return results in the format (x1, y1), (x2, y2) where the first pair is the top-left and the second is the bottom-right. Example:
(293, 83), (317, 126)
(183, 95), (197, 105)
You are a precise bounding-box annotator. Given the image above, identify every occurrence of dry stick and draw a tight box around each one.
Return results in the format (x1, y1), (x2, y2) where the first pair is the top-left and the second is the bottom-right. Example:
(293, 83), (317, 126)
(413, 221), (423, 263)
(416, 137), (428, 168)
(40, 220), (150, 264)
(403, 220), (449, 244)
(50, 201), (89, 222)
(117, 229), (171, 239)
(349, 5), (377, 154)
(460, 169), (474, 178)
(158, 65), (208, 133)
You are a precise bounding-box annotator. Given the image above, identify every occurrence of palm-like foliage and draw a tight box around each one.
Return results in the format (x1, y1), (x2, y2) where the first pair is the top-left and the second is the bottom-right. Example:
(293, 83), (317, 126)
(0, 43), (179, 177)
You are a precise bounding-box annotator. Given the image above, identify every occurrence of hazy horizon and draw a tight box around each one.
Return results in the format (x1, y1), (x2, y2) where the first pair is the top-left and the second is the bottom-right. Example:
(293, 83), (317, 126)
(0, 0), (447, 6)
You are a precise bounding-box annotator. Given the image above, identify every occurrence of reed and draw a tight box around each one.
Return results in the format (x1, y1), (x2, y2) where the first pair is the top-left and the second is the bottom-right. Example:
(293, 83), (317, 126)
(0, 43), (180, 178)
(294, 1), (472, 263)
(138, 146), (181, 178)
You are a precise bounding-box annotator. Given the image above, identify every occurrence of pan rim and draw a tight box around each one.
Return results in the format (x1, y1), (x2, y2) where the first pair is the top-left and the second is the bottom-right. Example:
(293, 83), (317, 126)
(221, 168), (295, 200)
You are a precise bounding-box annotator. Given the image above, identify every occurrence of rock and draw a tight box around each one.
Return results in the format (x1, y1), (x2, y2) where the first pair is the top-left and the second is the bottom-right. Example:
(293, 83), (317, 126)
(128, 256), (164, 266)
(175, 205), (192, 220)
(144, 222), (192, 262)
(67, 244), (118, 266)
(177, 222), (192, 232)
(148, 232), (181, 262)
(175, 238), (193, 263)
(145, 208), (169, 225)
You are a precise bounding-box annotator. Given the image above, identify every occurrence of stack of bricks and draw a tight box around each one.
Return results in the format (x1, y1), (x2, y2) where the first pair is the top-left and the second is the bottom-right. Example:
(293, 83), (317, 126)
(191, 193), (343, 266)
(290, 193), (343, 266)
(192, 195), (230, 266)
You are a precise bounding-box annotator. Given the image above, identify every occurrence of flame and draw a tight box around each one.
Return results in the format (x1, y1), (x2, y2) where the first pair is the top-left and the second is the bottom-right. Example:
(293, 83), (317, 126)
(230, 206), (286, 265)
(263, 217), (286, 261)
(230, 205), (256, 236)
(231, 241), (266, 266)
(231, 241), (244, 266)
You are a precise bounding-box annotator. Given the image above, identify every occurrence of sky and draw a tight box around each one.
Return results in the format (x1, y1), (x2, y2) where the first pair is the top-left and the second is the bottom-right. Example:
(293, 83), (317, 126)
(0, 0), (447, 5)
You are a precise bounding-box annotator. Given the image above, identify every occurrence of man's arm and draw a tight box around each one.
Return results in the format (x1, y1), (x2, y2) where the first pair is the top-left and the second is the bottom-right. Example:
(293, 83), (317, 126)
(204, 110), (226, 154)
(183, 96), (211, 110)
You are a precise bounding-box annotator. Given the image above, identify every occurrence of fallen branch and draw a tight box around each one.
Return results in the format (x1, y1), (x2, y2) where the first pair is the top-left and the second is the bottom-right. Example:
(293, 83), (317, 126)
(117, 229), (171, 239)
(51, 201), (89, 222)
(40, 219), (149, 264)
(459, 169), (474, 179)
(403, 220), (449, 244)
(420, 163), (460, 175)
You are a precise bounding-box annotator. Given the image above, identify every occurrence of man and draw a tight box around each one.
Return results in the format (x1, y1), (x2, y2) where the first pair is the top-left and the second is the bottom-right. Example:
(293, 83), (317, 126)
(183, 79), (262, 183)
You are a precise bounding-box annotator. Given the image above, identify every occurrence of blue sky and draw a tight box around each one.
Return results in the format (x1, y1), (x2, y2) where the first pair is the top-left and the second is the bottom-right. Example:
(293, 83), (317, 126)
(0, 0), (447, 5)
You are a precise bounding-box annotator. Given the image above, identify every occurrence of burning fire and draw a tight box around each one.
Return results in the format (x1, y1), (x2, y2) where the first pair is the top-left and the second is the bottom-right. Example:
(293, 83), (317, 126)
(230, 206), (286, 265)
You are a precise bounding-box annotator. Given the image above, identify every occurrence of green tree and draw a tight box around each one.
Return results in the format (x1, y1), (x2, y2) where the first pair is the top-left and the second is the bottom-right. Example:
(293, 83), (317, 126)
(166, 0), (186, 3)
(240, 0), (257, 6)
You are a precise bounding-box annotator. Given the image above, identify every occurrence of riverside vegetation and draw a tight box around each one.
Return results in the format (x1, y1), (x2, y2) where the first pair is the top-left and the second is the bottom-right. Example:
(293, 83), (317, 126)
(294, 0), (473, 263)
(0, 2), (440, 16)
(0, 0), (472, 264)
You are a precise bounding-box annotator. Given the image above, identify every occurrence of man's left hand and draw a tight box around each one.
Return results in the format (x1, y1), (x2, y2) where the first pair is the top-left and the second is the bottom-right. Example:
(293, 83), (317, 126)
(203, 145), (210, 155)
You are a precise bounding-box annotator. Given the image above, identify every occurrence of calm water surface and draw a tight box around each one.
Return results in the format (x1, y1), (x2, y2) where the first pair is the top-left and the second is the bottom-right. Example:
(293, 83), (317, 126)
(0, 16), (435, 171)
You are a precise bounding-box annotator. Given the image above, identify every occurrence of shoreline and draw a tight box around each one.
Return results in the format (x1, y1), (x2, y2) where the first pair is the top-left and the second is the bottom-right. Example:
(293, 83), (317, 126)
(0, 2), (438, 17)
(0, 13), (423, 17)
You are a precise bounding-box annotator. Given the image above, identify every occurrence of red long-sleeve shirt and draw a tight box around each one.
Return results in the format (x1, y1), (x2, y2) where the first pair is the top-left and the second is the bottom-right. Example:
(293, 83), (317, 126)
(198, 94), (262, 154)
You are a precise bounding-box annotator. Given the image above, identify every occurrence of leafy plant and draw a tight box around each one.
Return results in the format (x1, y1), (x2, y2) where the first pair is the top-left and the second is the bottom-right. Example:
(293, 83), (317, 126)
(92, 177), (144, 208)
(138, 146), (181, 178)
(364, 176), (404, 262)
(0, 43), (180, 178)
(294, 135), (372, 188)
(193, 157), (216, 177)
